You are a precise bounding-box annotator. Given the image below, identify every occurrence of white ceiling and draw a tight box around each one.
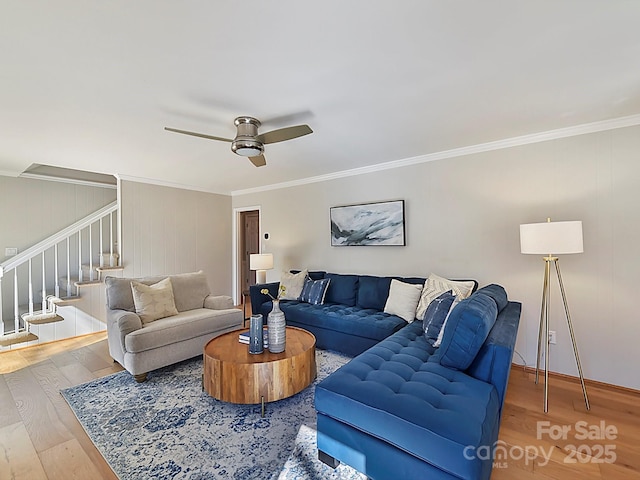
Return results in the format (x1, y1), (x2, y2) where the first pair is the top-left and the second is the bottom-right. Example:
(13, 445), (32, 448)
(3, 1), (640, 195)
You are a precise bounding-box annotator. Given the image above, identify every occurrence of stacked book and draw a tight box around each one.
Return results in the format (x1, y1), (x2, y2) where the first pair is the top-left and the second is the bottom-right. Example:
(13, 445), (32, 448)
(239, 327), (269, 347)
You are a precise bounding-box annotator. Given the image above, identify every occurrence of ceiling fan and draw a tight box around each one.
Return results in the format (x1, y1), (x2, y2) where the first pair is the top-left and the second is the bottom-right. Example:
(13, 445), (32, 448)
(165, 116), (313, 167)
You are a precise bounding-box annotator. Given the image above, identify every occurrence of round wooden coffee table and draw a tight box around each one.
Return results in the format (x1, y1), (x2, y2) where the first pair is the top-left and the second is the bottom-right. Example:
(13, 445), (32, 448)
(203, 326), (316, 414)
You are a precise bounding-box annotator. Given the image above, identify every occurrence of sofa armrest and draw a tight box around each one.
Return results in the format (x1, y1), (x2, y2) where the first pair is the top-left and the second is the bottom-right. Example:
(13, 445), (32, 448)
(249, 282), (280, 318)
(107, 309), (142, 353)
(204, 294), (234, 310)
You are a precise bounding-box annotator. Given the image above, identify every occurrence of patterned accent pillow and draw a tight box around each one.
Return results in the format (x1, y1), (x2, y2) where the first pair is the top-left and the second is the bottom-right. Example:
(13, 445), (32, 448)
(279, 269), (308, 300)
(415, 273), (475, 320)
(384, 279), (423, 322)
(130, 277), (179, 324)
(299, 277), (331, 305)
(422, 290), (456, 344)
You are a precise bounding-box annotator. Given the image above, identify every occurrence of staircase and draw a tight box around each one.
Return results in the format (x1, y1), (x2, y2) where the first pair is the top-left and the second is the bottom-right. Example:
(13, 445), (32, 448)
(0, 201), (122, 349)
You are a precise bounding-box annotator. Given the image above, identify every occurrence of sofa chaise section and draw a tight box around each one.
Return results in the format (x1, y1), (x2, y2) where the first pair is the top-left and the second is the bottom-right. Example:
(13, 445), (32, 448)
(315, 285), (521, 480)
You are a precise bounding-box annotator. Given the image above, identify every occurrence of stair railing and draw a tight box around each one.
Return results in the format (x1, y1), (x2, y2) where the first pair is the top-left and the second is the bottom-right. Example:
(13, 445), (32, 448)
(0, 201), (119, 336)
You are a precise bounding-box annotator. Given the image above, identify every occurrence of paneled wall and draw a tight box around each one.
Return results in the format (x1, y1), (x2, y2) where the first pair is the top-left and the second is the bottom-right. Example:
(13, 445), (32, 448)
(120, 180), (232, 296)
(0, 175), (117, 324)
(0, 175), (116, 263)
(233, 124), (640, 391)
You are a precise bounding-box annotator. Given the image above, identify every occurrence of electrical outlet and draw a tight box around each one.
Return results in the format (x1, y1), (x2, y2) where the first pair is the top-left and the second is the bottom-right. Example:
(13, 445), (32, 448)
(5, 247), (18, 257)
(549, 330), (557, 345)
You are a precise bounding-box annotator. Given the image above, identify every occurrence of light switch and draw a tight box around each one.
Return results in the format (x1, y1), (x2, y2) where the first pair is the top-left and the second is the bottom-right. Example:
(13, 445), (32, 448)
(5, 247), (18, 256)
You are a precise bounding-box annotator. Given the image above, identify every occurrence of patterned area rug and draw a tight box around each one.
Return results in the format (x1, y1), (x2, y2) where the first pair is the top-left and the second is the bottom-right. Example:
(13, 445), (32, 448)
(278, 425), (366, 480)
(61, 349), (351, 480)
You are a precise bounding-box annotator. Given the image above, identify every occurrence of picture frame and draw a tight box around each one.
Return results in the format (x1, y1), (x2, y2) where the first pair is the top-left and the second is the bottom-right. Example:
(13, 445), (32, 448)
(330, 200), (405, 246)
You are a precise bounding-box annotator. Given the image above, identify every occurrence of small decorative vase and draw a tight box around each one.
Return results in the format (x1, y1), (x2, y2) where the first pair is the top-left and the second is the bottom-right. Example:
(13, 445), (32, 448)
(267, 299), (286, 353)
(248, 314), (264, 354)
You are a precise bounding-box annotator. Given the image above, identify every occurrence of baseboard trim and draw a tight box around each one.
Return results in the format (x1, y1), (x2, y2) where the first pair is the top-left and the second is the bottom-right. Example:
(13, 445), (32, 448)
(514, 363), (640, 397)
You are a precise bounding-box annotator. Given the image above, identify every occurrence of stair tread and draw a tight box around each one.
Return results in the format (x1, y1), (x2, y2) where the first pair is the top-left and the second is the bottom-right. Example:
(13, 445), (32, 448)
(0, 331), (39, 347)
(96, 265), (124, 271)
(22, 312), (64, 325)
(75, 280), (103, 287)
(49, 295), (82, 304)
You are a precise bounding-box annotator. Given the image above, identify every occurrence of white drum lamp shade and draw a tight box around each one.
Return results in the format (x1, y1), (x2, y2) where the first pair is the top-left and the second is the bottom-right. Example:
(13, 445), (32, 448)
(520, 221), (583, 256)
(518, 218), (589, 412)
(250, 253), (273, 284)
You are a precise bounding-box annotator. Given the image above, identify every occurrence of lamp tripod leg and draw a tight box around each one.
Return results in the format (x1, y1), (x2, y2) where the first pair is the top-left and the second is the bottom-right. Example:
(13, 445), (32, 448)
(535, 264), (549, 385)
(554, 260), (590, 411)
(543, 260), (551, 413)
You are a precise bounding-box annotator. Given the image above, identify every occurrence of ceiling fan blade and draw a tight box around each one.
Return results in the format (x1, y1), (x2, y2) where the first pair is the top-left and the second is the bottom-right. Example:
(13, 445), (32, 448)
(164, 127), (232, 142)
(249, 154), (266, 167)
(257, 125), (313, 144)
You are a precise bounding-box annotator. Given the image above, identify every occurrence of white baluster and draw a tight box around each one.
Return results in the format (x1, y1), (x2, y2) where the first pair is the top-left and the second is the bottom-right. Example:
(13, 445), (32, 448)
(67, 237), (71, 297)
(110, 211), (114, 267)
(89, 223), (94, 281)
(0, 277), (4, 336)
(100, 217), (104, 268)
(42, 252), (46, 313)
(28, 258), (33, 315)
(78, 230), (83, 283)
(55, 243), (60, 298)
(14, 269), (19, 333)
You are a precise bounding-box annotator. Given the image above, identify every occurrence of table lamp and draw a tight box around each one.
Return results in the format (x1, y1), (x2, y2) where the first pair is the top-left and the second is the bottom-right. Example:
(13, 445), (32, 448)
(250, 253), (273, 284)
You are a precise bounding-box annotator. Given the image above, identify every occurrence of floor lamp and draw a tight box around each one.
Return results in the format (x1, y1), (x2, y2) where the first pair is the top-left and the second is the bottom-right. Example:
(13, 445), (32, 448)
(520, 219), (590, 413)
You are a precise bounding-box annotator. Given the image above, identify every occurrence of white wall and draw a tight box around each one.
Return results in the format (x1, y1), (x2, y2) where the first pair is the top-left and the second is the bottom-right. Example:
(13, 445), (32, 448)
(232, 124), (640, 391)
(120, 180), (233, 296)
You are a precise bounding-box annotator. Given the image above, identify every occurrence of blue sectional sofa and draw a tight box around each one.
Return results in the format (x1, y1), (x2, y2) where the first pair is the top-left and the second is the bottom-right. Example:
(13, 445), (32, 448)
(251, 272), (520, 479)
(315, 284), (521, 480)
(250, 271), (475, 356)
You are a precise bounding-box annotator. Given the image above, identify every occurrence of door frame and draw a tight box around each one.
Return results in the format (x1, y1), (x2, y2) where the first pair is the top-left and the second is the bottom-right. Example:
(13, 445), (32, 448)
(232, 205), (262, 305)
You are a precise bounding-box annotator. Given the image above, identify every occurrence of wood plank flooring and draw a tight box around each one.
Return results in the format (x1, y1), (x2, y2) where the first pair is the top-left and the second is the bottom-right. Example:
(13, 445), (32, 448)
(1, 332), (639, 479)
(0, 333), (121, 480)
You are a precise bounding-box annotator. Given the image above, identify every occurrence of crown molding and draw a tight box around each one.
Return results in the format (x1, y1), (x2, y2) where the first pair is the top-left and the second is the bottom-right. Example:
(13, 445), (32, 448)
(231, 113), (640, 197)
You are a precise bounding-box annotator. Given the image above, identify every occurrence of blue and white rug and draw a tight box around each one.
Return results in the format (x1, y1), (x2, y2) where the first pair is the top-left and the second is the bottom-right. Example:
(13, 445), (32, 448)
(278, 425), (366, 480)
(61, 349), (351, 480)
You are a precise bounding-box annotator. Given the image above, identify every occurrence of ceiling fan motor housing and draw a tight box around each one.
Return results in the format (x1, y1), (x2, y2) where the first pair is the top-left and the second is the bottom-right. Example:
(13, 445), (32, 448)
(232, 116), (264, 157)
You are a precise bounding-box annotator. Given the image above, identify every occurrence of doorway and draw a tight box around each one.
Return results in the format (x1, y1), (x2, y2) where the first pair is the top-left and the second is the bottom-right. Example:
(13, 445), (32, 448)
(237, 208), (260, 305)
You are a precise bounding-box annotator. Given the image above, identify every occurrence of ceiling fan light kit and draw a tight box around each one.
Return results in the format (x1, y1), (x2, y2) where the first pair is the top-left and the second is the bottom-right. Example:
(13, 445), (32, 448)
(231, 117), (264, 157)
(165, 115), (312, 167)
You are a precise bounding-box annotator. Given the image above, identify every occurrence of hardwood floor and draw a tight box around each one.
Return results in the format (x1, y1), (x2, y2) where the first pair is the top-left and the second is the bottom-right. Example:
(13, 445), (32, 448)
(0, 333), (122, 480)
(1, 333), (639, 479)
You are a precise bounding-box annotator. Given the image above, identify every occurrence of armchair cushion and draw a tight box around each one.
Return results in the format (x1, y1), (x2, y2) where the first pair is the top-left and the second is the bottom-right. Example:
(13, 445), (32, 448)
(168, 270), (210, 311)
(204, 294), (234, 310)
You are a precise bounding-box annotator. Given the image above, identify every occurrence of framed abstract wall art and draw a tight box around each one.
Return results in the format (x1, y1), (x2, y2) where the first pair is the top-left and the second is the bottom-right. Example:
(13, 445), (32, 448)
(330, 200), (405, 246)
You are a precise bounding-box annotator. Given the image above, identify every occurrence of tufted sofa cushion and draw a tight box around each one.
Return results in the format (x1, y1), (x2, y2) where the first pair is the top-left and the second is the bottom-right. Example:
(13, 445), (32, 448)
(315, 320), (500, 480)
(276, 301), (407, 341)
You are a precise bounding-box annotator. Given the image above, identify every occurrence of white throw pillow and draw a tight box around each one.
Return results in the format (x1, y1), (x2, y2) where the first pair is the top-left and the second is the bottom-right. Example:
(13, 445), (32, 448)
(279, 270), (308, 300)
(415, 273), (475, 320)
(384, 279), (423, 323)
(131, 277), (178, 324)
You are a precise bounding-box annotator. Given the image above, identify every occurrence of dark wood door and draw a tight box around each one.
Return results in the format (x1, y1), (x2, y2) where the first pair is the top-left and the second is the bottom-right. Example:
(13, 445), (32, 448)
(240, 210), (260, 294)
